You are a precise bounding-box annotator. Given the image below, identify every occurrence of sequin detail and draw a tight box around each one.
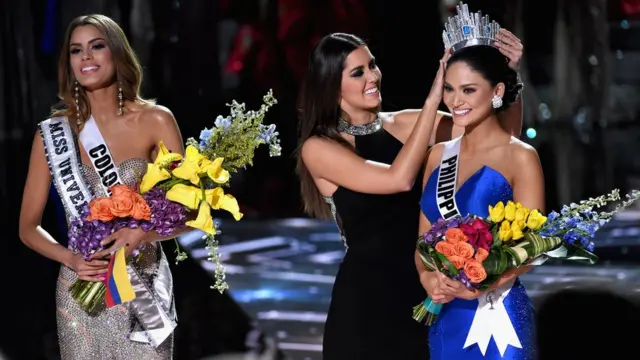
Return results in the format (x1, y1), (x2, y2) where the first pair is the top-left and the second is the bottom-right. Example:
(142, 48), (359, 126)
(57, 158), (174, 359)
(323, 196), (348, 249)
(337, 115), (382, 136)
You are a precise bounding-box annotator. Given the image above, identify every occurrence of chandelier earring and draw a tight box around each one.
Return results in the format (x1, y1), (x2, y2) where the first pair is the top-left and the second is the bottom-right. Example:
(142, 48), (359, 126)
(492, 95), (503, 109)
(74, 81), (81, 126)
(117, 81), (123, 116)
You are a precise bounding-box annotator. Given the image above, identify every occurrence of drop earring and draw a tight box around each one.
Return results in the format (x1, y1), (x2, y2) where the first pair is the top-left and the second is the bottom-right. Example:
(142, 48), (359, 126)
(117, 81), (123, 116)
(492, 95), (503, 109)
(75, 81), (81, 126)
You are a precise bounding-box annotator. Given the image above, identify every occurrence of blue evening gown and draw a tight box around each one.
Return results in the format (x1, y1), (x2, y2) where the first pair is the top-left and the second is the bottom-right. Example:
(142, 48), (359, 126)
(420, 165), (535, 359)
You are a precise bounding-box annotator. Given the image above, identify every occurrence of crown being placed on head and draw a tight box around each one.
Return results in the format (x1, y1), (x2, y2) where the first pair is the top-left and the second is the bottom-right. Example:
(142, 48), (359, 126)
(442, 2), (501, 53)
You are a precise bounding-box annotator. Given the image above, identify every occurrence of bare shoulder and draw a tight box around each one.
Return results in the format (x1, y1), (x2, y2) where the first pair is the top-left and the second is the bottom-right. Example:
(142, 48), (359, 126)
(138, 104), (177, 125)
(508, 137), (540, 163)
(301, 136), (341, 160)
(426, 142), (445, 168)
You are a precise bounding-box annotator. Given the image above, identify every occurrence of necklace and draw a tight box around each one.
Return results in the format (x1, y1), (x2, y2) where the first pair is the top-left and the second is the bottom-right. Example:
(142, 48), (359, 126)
(337, 114), (382, 136)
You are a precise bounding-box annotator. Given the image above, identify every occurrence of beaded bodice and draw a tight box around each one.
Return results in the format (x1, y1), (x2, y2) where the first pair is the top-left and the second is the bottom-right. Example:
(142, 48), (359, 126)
(81, 158), (148, 198)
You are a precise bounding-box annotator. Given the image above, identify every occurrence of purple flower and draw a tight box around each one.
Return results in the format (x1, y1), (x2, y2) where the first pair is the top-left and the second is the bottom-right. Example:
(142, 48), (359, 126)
(453, 271), (474, 290)
(140, 188), (188, 236)
(68, 188), (188, 260)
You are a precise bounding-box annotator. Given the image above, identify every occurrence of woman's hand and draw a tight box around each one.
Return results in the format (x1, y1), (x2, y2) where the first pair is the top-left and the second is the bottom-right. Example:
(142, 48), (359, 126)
(436, 271), (481, 301)
(68, 253), (110, 282)
(426, 48), (452, 104)
(90, 227), (150, 260)
(495, 29), (523, 71)
(420, 271), (454, 304)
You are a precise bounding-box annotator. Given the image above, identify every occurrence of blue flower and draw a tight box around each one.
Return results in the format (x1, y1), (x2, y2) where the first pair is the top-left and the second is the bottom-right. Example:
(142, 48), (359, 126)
(547, 211), (560, 222)
(258, 124), (276, 142)
(199, 128), (213, 147)
(215, 115), (232, 129)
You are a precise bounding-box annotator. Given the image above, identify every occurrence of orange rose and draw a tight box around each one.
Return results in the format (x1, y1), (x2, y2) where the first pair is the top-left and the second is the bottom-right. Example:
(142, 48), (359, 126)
(131, 194), (152, 221)
(110, 184), (136, 197)
(446, 255), (466, 269)
(435, 241), (455, 257)
(109, 193), (135, 218)
(452, 242), (475, 259)
(87, 197), (115, 222)
(464, 259), (488, 283)
(445, 228), (468, 244)
(475, 248), (489, 263)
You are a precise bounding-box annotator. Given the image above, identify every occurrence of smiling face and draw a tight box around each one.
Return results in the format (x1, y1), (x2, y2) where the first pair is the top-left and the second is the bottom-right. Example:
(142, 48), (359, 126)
(339, 46), (382, 115)
(68, 25), (117, 90)
(443, 61), (504, 128)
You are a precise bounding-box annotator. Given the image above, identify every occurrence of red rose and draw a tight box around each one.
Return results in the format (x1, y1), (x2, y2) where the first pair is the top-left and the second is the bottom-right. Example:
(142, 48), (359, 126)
(477, 230), (494, 250)
(471, 218), (490, 232)
(460, 223), (479, 244)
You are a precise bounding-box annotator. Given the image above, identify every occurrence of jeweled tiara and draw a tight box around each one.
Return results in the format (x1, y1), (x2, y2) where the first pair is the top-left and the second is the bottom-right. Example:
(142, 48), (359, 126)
(442, 2), (501, 53)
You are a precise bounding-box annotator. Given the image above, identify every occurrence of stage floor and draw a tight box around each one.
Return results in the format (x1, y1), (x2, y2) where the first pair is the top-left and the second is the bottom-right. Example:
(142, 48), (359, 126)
(178, 213), (640, 360)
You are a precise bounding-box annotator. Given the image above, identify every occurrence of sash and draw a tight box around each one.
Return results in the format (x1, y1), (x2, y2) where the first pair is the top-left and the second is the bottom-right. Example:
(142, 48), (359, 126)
(78, 116), (123, 195)
(435, 136), (462, 220)
(463, 279), (522, 356)
(78, 116), (177, 347)
(39, 117), (93, 219)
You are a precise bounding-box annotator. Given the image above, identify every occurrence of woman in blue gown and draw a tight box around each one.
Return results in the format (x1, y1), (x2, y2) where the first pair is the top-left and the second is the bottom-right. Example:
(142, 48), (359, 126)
(416, 43), (544, 359)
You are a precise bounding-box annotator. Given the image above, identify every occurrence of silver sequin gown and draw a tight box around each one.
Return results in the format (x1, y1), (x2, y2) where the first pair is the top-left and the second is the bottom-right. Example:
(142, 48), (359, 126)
(56, 158), (174, 360)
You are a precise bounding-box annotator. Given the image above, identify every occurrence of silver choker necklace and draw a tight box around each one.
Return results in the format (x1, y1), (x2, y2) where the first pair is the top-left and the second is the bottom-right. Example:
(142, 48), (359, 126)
(337, 115), (382, 136)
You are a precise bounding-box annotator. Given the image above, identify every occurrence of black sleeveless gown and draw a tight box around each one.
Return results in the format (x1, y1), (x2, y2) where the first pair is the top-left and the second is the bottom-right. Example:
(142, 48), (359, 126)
(322, 129), (430, 359)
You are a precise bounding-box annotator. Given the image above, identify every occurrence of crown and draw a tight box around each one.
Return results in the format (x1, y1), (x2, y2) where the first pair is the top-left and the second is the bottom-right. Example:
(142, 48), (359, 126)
(442, 2), (501, 53)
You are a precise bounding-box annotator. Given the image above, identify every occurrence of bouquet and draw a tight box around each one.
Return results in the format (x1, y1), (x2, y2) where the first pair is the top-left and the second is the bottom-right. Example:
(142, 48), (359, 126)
(68, 90), (280, 312)
(68, 185), (187, 313)
(139, 90), (280, 292)
(413, 189), (640, 326)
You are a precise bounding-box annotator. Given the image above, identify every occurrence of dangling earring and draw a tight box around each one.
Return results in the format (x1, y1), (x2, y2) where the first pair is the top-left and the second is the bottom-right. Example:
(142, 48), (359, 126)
(74, 81), (81, 126)
(492, 95), (503, 109)
(117, 81), (123, 116)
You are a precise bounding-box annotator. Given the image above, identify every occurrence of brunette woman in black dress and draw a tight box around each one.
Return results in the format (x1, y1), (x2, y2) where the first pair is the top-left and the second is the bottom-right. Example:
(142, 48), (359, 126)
(296, 31), (523, 359)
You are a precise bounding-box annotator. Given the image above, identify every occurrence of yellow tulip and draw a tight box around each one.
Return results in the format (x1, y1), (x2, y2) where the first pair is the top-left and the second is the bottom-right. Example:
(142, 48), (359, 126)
(504, 201), (517, 221)
(153, 141), (183, 168)
(526, 209), (547, 230)
(511, 220), (525, 240)
(489, 201), (505, 223)
(514, 207), (530, 223)
(515, 202), (523, 209)
(498, 220), (513, 242)
(140, 163), (172, 194)
(186, 201), (216, 234)
(166, 184), (202, 210)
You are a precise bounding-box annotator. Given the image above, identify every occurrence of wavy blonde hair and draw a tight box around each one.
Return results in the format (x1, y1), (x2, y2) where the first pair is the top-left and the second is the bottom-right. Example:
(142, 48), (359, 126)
(51, 14), (154, 128)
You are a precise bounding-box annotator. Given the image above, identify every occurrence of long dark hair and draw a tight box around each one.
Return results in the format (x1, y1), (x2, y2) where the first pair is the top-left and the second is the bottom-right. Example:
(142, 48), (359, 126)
(295, 33), (366, 219)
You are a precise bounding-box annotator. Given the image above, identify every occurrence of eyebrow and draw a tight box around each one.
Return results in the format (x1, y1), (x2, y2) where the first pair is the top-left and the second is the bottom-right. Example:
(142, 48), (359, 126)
(70, 37), (105, 47)
(349, 57), (376, 72)
(444, 82), (478, 87)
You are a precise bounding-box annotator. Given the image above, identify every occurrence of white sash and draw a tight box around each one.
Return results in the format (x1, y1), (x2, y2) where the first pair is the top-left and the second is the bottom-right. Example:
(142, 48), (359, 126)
(39, 117), (93, 219)
(463, 279), (522, 356)
(78, 116), (123, 195)
(435, 136), (462, 220)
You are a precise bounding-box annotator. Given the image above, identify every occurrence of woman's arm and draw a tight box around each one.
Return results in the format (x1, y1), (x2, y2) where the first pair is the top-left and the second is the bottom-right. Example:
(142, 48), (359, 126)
(19, 132), (109, 280)
(305, 51), (450, 195)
